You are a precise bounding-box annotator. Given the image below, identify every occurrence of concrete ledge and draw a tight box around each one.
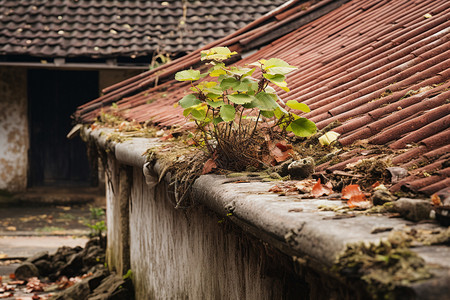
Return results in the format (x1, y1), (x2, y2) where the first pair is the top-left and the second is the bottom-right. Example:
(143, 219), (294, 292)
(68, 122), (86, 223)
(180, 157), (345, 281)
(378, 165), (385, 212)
(85, 127), (450, 299)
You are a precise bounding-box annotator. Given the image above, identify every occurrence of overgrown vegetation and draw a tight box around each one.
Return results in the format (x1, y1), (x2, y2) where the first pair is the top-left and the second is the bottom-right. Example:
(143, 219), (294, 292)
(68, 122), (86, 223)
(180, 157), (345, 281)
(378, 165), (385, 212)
(175, 47), (317, 171)
(84, 207), (106, 249)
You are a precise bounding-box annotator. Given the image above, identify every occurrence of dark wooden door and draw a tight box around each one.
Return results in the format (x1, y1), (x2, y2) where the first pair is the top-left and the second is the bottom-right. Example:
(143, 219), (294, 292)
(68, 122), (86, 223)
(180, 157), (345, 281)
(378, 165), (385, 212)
(28, 69), (98, 187)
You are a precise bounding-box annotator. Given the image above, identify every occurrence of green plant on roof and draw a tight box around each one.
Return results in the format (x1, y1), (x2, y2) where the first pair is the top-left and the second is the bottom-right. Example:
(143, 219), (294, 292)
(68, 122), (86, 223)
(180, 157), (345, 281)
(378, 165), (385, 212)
(175, 47), (316, 171)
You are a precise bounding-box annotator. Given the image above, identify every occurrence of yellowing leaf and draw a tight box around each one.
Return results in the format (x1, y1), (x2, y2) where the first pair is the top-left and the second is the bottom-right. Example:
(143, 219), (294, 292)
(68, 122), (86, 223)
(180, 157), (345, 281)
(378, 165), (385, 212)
(175, 69), (200, 81)
(210, 68), (226, 77)
(318, 131), (340, 146)
(201, 47), (237, 61)
(220, 105), (236, 121)
(285, 100), (310, 112)
(228, 94), (253, 104)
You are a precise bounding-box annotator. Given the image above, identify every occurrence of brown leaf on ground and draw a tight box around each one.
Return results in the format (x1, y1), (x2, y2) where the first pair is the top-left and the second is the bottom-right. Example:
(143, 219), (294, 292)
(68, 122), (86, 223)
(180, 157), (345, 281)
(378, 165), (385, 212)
(0, 293), (14, 299)
(26, 277), (45, 293)
(202, 158), (217, 175)
(269, 185), (284, 193)
(348, 195), (371, 209)
(342, 184), (371, 208)
(341, 184), (364, 200)
(311, 178), (334, 197)
(269, 182), (298, 194)
(295, 179), (316, 193)
(431, 193), (442, 206)
(268, 140), (294, 164)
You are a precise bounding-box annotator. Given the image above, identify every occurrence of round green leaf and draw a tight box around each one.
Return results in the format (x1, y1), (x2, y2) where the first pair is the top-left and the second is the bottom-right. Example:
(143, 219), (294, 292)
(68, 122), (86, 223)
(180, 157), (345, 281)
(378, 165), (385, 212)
(253, 92), (278, 111)
(263, 58), (290, 69)
(289, 118), (317, 137)
(220, 77), (240, 90)
(236, 78), (258, 92)
(213, 117), (224, 125)
(285, 100), (310, 113)
(263, 73), (289, 92)
(261, 110), (274, 118)
(267, 66), (298, 75)
(190, 108), (206, 121)
(175, 70), (201, 81)
(183, 107), (193, 117)
(228, 94), (253, 104)
(220, 105), (236, 122)
(179, 94), (201, 108)
(206, 99), (224, 108)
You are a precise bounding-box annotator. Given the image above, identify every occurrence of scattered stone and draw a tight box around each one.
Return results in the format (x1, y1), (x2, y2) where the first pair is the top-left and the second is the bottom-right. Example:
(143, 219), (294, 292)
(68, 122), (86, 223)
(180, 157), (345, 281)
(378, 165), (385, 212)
(5, 238), (119, 299)
(52, 279), (91, 300)
(82, 245), (105, 268)
(385, 167), (408, 183)
(34, 259), (52, 277)
(393, 198), (432, 222)
(372, 189), (397, 206)
(25, 251), (49, 264)
(52, 268), (109, 300)
(89, 274), (134, 300)
(57, 251), (84, 278)
(14, 262), (39, 280)
(272, 159), (293, 177)
(287, 157), (315, 179)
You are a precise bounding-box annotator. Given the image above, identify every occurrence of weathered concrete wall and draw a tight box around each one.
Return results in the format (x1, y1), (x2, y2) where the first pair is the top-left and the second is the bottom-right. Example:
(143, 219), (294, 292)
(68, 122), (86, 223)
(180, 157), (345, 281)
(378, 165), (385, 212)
(0, 66), (28, 192)
(105, 153), (122, 273)
(128, 167), (308, 300)
(92, 129), (450, 300)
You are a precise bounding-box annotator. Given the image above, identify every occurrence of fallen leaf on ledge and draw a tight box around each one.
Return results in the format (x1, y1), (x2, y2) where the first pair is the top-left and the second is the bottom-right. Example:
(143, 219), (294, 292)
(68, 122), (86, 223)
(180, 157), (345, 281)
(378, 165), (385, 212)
(341, 184), (364, 200)
(311, 178), (333, 197)
(295, 179), (316, 193)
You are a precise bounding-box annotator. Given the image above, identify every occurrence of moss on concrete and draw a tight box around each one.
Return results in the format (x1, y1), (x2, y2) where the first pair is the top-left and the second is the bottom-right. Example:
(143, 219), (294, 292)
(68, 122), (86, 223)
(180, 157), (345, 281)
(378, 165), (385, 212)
(334, 230), (432, 299)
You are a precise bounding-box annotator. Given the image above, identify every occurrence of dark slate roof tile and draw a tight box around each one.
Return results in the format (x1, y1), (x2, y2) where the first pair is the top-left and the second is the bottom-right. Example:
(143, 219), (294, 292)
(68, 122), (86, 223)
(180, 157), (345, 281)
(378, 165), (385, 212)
(0, 0), (286, 58)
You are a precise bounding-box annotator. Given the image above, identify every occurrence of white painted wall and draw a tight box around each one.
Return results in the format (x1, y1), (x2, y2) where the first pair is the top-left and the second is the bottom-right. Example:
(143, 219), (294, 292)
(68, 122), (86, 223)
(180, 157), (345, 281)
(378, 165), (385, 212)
(0, 66), (28, 192)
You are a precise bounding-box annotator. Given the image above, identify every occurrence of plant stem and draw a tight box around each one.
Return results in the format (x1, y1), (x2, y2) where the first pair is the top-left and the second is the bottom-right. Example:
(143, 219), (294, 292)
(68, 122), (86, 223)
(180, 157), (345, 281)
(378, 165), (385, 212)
(250, 111), (261, 138)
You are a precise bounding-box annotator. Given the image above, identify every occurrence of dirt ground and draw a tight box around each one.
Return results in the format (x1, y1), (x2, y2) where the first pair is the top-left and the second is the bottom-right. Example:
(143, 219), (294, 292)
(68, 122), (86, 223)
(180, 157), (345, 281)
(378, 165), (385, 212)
(0, 206), (94, 236)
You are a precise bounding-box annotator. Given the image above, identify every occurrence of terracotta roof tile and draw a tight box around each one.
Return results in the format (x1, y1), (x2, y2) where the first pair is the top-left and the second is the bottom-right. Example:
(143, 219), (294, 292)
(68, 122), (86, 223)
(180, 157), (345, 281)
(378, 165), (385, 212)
(76, 0), (450, 195)
(0, 0), (286, 59)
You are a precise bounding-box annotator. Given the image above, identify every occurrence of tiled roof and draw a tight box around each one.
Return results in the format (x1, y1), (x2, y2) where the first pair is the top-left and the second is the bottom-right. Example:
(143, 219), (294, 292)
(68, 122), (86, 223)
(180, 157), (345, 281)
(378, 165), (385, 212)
(0, 0), (286, 59)
(76, 0), (450, 195)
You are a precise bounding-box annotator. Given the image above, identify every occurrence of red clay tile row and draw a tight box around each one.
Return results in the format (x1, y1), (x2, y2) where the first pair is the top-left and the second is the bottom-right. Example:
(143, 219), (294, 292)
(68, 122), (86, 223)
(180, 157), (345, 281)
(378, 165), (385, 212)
(76, 0), (449, 195)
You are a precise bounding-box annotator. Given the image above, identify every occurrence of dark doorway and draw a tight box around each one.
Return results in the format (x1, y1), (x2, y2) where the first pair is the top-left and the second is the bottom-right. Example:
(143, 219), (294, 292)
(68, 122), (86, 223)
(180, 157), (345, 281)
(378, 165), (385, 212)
(28, 69), (98, 187)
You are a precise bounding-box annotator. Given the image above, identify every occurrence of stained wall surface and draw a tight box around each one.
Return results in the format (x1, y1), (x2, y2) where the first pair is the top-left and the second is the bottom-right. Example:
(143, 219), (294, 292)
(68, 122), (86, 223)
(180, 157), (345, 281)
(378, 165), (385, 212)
(105, 161), (313, 299)
(0, 66), (28, 192)
(105, 154), (123, 274)
(129, 167), (306, 300)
